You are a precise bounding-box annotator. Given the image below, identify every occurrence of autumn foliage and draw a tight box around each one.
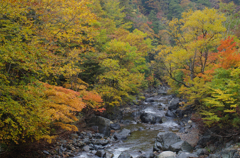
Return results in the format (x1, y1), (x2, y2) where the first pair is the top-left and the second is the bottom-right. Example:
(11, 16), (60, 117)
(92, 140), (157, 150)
(0, 0), (103, 145)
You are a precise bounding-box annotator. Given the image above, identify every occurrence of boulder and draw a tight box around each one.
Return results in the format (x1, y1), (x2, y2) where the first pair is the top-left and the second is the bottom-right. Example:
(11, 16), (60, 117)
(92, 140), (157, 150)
(157, 151), (176, 158)
(114, 128), (131, 140)
(169, 141), (193, 152)
(168, 98), (180, 110)
(155, 132), (182, 151)
(110, 123), (121, 130)
(166, 110), (176, 117)
(95, 150), (106, 157)
(175, 105), (194, 118)
(88, 116), (111, 136)
(145, 98), (155, 102)
(118, 152), (133, 158)
(140, 113), (162, 124)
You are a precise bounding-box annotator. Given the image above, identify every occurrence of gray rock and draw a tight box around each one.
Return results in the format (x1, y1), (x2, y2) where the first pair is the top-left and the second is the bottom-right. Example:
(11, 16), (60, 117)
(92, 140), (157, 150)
(155, 132), (181, 151)
(106, 151), (114, 158)
(110, 123), (121, 130)
(195, 148), (208, 156)
(157, 151), (176, 158)
(168, 98), (180, 110)
(76, 141), (84, 147)
(118, 152), (133, 158)
(169, 141), (193, 152)
(95, 150), (106, 157)
(43, 150), (50, 155)
(177, 152), (198, 158)
(92, 139), (109, 145)
(87, 132), (93, 138)
(140, 113), (162, 124)
(208, 154), (220, 158)
(95, 133), (104, 139)
(114, 128), (131, 140)
(138, 127), (144, 131)
(93, 144), (104, 150)
(83, 145), (90, 152)
(145, 98), (155, 102)
(59, 145), (66, 155)
(166, 110), (176, 117)
(83, 138), (91, 144)
(88, 116), (111, 136)
(154, 141), (163, 152)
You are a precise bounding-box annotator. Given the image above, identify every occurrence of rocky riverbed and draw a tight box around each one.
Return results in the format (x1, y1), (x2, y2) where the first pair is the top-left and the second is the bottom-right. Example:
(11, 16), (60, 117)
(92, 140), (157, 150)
(42, 86), (240, 158)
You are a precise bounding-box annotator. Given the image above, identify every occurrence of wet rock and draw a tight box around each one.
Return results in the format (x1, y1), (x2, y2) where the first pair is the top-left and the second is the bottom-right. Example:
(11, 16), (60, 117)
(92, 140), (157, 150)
(114, 128), (131, 140)
(110, 123), (121, 130)
(95, 150), (106, 157)
(83, 138), (91, 144)
(118, 152), (133, 158)
(168, 98), (180, 110)
(94, 133), (104, 139)
(169, 141), (193, 152)
(157, 151), (176, 158)
(166, 110), (176, 117)
(91, 150), (97, 154)
(93, 144), (104, 150)
(87, 116), (111, 136)
(106, 151), (114, 158)
(76, 141), (84, 147)
(120, 119), (132, 125)
(43, 150), (50, 155)
(59, 145), (66, 155)
(145, 98), (155, 102)
(154, 141), (163, 152)
(140, 113), (162, 124)
(83, 145), (90, 152)
(92, 139), (109, 146)
(155, 116), (162, 123)
(155, 132), (182, 151)
(175, 105), (194, 118)
(132, 111), (141, 118)
(87, 132), (93, 138)
(176, 152), (197, 158)
(195, 148), (208, 156)
(138, 127), (144, 131)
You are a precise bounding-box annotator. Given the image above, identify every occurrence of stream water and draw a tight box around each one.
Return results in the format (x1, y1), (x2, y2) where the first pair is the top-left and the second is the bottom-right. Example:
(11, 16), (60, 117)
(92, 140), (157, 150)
(75, 92), (183, 158)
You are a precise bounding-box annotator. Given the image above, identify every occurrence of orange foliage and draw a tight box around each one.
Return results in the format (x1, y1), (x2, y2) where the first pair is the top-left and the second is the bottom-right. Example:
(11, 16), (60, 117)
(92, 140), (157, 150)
(198, 37), (240, 81)
(82, 91), (104, 112)
(217, 36), (240, 69)
(83, 91), (103, 103)
(43, 83), (86, 130)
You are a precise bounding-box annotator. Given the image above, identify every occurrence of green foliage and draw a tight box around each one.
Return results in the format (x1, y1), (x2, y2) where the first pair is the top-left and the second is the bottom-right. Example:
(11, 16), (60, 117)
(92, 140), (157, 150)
(201, 68), (240, 127)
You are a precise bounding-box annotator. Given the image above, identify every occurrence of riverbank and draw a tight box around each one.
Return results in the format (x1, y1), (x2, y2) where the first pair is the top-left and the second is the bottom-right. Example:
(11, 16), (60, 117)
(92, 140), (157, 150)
(3, 86), (240, 158)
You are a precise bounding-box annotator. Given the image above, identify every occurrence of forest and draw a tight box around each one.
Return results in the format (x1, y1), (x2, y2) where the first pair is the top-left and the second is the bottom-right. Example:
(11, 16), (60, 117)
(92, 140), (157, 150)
(1, 0), (240, 156)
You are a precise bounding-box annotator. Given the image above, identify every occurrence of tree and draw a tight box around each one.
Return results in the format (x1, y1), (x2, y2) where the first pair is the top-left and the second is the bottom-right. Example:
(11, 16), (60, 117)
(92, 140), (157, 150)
(0, 0), (103, 145)
(155, 8), (226, 92)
